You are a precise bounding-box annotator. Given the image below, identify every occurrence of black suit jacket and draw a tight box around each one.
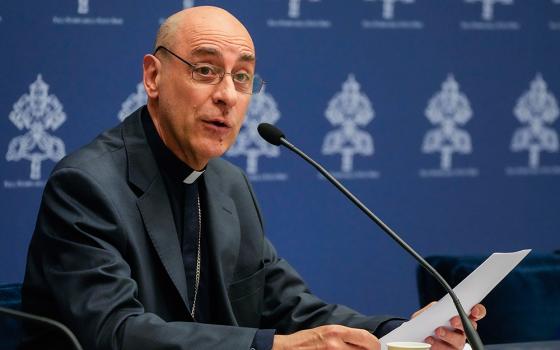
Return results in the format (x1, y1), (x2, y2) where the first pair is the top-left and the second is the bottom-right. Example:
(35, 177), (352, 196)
(22, 107), (398, 350)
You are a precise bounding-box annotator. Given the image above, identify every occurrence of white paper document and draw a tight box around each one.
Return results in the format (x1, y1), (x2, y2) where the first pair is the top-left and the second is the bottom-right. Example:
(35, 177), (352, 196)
(380, 249), (531, 350)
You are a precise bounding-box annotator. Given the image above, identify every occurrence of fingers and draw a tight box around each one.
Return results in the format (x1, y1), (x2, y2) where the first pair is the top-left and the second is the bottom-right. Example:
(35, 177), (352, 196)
(327, 325), (380, 350)
(414, 302), (487, 322)
(273, 325), (380, 350)
(421, 303), (486, 350)
(448, 302), (486, 333)
(470, 304), (487, 321)
(411, 301), (437, 319)
(450, 315), (477, 331)
(345, 328), (380, 349)
(426, 327), (466, 350)
(437, 303), (487, 350)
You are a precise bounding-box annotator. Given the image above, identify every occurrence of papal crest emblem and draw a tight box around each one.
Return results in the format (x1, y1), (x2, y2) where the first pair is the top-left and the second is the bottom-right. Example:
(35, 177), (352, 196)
(322, 74), (375, 174)
(6, 75), (66, 180)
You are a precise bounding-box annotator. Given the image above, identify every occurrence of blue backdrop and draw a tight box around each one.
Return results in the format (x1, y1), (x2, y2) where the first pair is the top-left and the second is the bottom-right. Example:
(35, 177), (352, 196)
(1, 0), (559, 319)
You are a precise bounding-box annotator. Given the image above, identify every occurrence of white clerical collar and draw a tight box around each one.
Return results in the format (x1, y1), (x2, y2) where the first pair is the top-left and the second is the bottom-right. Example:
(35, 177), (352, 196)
(183, 169), (205, 184)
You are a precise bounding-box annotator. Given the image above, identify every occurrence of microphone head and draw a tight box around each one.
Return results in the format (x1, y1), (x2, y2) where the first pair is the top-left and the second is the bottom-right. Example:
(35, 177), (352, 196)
(258, 123), (285, 146)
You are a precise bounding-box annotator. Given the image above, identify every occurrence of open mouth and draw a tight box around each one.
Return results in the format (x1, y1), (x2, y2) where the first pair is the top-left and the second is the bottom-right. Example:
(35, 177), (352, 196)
(203, 119), (231, 132)
(207, 120), (228, 128)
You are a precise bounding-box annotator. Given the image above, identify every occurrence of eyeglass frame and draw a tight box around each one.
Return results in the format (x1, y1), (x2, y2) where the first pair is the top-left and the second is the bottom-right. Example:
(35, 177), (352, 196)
(153, 45), (265, 95)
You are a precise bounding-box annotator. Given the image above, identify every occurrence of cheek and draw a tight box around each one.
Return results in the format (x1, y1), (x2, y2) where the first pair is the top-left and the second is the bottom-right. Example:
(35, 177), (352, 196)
(227, 116), (245, 142)
(234, 100), (250, 128)
(232, 123), (244, 140)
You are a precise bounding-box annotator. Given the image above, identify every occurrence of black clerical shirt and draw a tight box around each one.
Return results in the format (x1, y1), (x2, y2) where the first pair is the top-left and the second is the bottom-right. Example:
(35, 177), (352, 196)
(142, 109), (212, 323)
(141, 108), (275, 350)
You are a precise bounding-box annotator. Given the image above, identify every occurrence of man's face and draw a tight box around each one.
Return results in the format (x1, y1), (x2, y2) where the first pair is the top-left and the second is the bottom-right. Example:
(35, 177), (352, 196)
(146, 10), (255, 169)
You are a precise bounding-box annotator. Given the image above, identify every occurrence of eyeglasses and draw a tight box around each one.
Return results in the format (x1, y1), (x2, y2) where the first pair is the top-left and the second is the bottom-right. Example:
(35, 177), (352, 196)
(153, 46), (265, 95)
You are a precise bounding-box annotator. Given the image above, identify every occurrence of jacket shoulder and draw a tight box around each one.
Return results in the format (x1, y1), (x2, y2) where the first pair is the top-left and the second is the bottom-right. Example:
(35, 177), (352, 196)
(206, 157), (248, 188)
(208, 157), (244, 177)
(54, 120), (128, 175)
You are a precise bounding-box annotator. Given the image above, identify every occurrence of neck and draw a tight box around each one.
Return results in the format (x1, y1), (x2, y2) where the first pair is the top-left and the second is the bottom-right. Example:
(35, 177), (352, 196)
(147, 103), (208, 171)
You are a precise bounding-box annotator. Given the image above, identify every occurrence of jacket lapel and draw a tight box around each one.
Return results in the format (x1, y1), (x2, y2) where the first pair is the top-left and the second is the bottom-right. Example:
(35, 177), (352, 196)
(204, 164), (241, 325)
(122, 109), (190, 313)
(137, 178), (190, 311)
(121, 108), (243, 324)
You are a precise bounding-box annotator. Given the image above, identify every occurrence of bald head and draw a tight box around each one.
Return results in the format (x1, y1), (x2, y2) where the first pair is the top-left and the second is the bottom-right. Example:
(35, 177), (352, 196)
(155, 6), (254, 52)
(143, 5), (257, 170)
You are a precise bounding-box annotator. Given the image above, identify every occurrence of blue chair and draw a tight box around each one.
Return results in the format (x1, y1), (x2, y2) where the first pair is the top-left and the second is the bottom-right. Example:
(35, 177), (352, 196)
(0, 283), (23, 350)
(417, 254), (560, 344)
(0, 284), (21, 308)
(1, 283), (83, 350)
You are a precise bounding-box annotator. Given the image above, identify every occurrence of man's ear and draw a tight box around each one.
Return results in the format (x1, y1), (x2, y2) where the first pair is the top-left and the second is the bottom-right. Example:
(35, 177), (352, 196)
(143, 54), (160, 99)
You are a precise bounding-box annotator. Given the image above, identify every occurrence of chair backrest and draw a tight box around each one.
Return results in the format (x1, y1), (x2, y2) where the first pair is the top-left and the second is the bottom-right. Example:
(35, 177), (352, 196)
(417, 254), (560, 344)
(0, 283), (22, 309)
(0, 283), (23, 350)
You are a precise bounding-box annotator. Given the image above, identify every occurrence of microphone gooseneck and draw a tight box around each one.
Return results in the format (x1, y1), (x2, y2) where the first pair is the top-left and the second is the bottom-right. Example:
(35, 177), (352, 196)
(258, 122), (484, 350)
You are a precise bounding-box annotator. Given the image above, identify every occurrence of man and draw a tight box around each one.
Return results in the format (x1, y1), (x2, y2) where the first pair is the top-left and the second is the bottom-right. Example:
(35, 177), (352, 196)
(22, 6), (485, 350)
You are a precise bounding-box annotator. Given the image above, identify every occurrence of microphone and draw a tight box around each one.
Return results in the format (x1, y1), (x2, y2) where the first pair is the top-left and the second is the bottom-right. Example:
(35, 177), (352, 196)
(0, 306), (83, 350)
(257, 122), (484, 350)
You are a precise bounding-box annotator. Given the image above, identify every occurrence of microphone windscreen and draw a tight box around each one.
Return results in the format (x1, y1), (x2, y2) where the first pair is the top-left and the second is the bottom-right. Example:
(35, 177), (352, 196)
(258, 123), (285, 146)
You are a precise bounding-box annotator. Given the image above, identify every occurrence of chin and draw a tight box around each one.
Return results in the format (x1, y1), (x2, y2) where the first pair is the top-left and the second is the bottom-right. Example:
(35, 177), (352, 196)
(202, 144), (230, 160)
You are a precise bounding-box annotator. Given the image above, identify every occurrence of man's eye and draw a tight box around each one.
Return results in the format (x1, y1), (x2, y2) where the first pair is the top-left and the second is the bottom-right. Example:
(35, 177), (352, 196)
(193, 65), (217, 76)
(233, 73), (251, 84)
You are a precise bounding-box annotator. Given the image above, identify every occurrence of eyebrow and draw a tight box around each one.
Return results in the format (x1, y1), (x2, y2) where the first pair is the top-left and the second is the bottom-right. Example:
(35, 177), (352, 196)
(239, 52), (255, 63)
(190, 46), (256, 63)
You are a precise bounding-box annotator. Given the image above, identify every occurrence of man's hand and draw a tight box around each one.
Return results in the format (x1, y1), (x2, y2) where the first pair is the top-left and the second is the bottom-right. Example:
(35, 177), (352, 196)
(412, 303), (487, 350)
(272, 325), (380, 350)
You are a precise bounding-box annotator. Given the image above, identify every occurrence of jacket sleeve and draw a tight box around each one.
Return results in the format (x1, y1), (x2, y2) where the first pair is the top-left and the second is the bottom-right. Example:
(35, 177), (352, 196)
(23, 166), (258, 350)
(239, 173), (405, 337)
(259, 238), (404, 336)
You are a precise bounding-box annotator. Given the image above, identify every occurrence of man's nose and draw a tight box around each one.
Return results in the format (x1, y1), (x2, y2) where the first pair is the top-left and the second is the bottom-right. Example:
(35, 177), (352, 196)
(212, 73), (238, 109)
